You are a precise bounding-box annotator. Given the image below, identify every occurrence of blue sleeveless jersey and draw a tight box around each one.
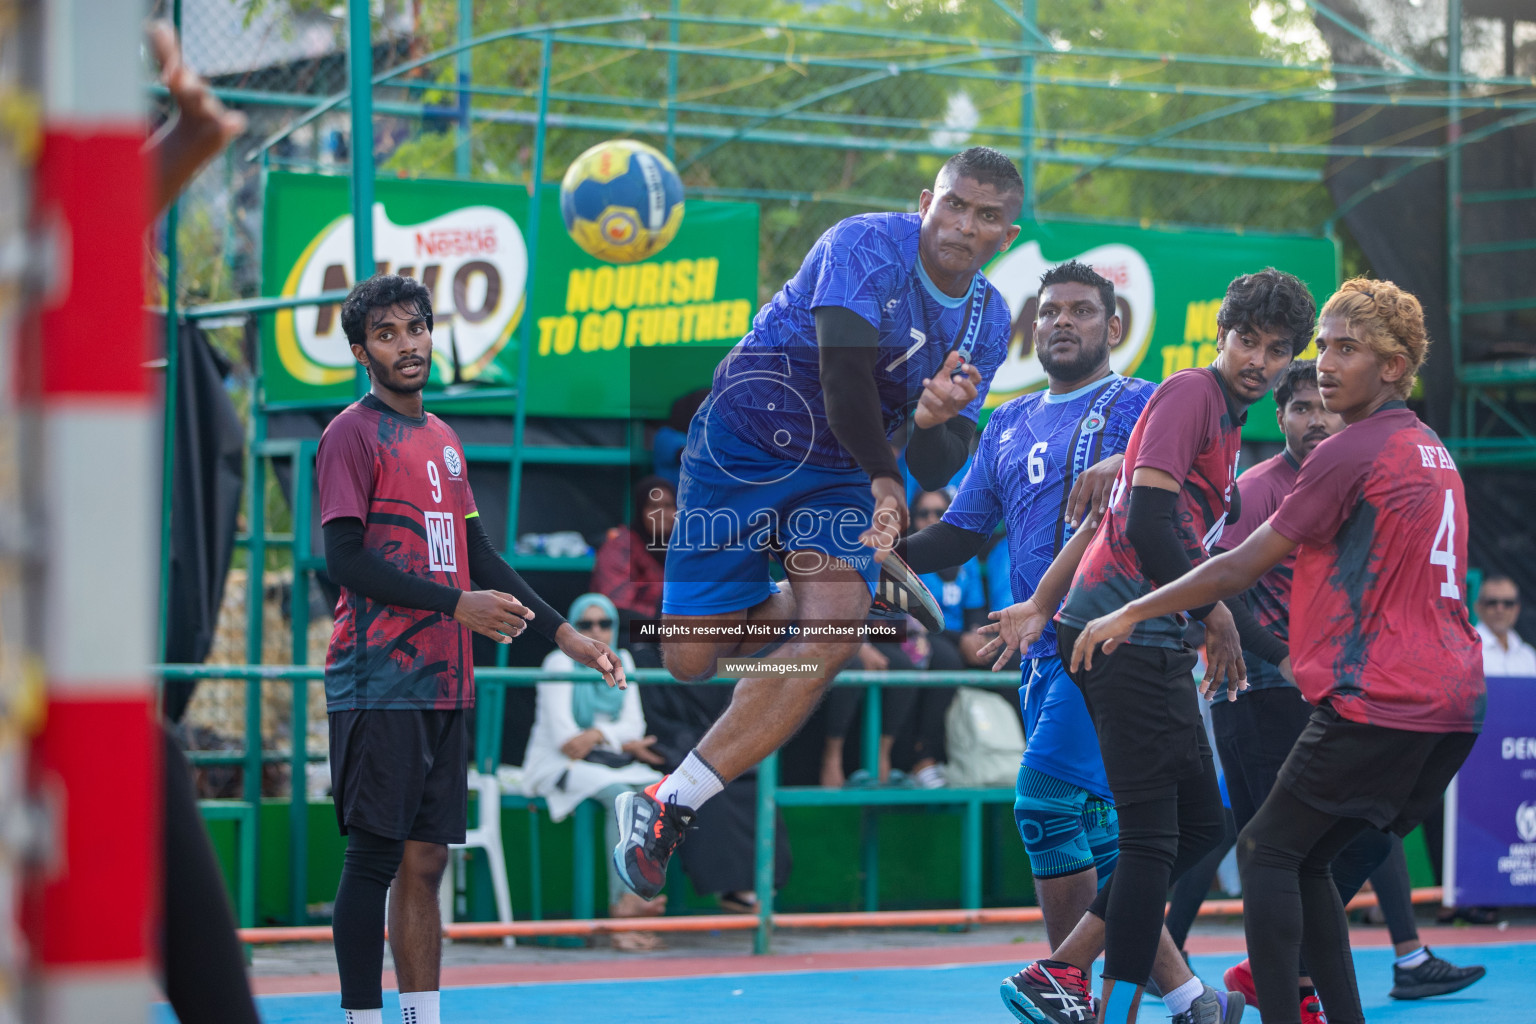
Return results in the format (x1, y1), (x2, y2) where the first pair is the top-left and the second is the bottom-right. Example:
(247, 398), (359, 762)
(708, 212), (1011, 470)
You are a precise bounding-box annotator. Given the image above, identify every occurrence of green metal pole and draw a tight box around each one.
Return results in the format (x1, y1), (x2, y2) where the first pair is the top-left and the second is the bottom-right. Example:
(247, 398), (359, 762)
(754, 750), (778, 955)
(507, 35), (552, 556)
(665, 0), (679, 162)
(243, 417), (266, 818)
(861, 685), (881, 912)
(1447, 0), (1464, 441)
(288, 447), (315, 926)
(456, 0), (473, 177)
(349, 0), (375, 399)
(1019, 0), (1035, 218)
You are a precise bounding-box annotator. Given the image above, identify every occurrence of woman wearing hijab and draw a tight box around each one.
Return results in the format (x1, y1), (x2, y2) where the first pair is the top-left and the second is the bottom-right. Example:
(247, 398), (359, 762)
(522, 594), (668, 950)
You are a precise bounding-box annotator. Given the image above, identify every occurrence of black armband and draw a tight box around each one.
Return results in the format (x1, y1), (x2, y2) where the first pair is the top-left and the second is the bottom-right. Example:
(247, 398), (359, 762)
(816, 306), (902, 483)
(465, 515), (567, 641)
(323, 518), (461, 616)
(1124, 485), (1216, 620)
(905, 417), (977, 492)
(897, 520), (989, 575)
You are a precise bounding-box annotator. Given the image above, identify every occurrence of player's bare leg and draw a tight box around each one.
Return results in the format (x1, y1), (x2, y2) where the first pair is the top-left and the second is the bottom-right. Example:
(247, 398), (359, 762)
(661, 583), (798, 683)
(388, 841), (449, 993)
(616, 557), (869, 899)
(693, 558), (869, 780)
(1036, 869), (1098, 950)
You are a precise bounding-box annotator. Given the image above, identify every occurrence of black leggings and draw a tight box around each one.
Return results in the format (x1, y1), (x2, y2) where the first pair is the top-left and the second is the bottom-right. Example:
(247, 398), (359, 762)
(1238, 786), (1372, 1024)
(1164, 806), (1236, 950)
(1090, 754), (1226, 985)
(333, 827), (407, 1010)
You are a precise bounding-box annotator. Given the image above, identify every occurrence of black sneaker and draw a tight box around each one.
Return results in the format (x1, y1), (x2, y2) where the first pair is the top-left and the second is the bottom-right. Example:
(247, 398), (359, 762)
(1389, 948), (1486, 1000)
(1172, 986), (1244, 1024)
(873, 552), (945, 634)
(612, 781), (693, 901)
(1000, 960), (1097, 1024)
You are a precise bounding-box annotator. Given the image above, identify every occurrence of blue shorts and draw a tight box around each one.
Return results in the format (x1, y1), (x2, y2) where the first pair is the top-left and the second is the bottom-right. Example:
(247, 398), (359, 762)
(1020, 656), (1112, 801)
(662, 396), (880, 616)
(1014, 764), (1119, 882)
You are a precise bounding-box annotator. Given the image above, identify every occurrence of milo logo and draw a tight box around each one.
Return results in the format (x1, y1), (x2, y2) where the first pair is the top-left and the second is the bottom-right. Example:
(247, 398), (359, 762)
(982, 240), (1156, 403)
(274, 203), (528, 385)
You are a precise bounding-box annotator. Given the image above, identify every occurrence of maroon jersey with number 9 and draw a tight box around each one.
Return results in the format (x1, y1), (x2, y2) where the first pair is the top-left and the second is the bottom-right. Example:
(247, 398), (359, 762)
(317, 394), (477, 711)
(1269, 404), (1484, 733)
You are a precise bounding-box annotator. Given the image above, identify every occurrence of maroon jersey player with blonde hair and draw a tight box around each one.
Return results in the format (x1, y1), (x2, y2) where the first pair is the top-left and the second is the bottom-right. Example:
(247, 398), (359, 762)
(1069, 278), (1485, 1024)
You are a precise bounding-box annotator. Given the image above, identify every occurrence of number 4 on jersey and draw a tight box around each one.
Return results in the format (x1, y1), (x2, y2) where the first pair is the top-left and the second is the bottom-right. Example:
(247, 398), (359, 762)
(1430, 488), (1461, 600)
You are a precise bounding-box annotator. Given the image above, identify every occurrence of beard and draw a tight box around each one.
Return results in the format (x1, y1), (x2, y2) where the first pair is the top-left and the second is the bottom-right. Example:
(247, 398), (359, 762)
(1036, 326), (1111, 382)
(367, 352), (429, 395)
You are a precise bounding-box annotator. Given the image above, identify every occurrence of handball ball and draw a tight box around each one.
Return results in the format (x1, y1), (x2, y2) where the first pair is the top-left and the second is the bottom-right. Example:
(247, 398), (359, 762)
(560, 139), (685, 264)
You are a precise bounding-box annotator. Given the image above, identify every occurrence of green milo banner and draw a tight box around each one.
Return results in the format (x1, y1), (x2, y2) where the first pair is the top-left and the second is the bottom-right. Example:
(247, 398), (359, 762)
(262, 171), (1335, 439)
(260, 171), (757, 418)
(980, 220), (1337, 442)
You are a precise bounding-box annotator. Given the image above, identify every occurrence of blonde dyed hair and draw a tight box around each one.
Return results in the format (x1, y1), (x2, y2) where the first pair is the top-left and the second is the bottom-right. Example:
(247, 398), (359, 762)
(1319, 278), (1430, 398)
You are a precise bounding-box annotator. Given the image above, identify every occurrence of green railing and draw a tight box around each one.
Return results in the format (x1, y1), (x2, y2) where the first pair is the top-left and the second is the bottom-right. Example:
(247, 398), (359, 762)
(158, 663), (1021, 952)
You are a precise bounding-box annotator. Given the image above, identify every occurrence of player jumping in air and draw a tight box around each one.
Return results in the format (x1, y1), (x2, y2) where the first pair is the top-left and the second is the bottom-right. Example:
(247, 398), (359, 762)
(1002, 269), (1317, 1024)
(1068, 278), (1485, 1024)
(317, 275), (625, 1024)
(613, 147), (1024, 900)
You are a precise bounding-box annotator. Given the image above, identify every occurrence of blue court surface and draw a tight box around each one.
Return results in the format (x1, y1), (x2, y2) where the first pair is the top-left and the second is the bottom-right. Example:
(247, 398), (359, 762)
(158, 941), (1532, 1023)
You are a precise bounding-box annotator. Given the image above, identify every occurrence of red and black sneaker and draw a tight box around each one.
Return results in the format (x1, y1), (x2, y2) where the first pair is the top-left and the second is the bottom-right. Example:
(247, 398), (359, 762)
(1222, 958), (1257, 1006)
(612, 780), (694, 901)
(873, 552), (945, 634)
(1001, 959), (1096, 1024)
(1299, 994), (1328, 1024)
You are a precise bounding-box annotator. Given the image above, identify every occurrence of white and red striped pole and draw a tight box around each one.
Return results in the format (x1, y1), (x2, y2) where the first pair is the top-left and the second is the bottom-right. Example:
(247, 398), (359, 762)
(20, 1), (158, 1020)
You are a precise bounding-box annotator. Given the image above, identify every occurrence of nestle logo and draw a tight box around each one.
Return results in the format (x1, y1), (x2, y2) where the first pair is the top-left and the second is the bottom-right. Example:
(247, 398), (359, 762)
(415, 227), (497, 257)
(1502, 737), (1536, 759)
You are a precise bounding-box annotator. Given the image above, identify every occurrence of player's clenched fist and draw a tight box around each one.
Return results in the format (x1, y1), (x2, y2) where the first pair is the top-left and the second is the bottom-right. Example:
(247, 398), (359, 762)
(454, 589), (534, 643)
(913, 351), (981, 429)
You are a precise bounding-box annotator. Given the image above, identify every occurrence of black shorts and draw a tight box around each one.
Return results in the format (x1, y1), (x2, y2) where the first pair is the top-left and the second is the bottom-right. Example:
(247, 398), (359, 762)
(1277, 702), (1478, 835)
(1057, 623), (1209, 804)
(328, 708), (468, 844)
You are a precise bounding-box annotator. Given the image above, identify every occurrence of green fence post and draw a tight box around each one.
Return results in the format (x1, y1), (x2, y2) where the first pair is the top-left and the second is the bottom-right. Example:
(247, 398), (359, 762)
(348, 0), (374, 399)
(860, 680), (881, 911)
(754, 749), (778, 955)
(961, 797), (982, 911)
(287, 444), (315, 925)
(572, 800), (595, 920)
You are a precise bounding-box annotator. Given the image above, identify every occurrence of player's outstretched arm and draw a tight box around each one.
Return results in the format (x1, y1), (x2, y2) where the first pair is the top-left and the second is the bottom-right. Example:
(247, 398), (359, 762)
(975, 513), (1099, 667)
(463, 516), (628, 689)
(147, 22), (247, 216)
(1070, 524), (1297, 673)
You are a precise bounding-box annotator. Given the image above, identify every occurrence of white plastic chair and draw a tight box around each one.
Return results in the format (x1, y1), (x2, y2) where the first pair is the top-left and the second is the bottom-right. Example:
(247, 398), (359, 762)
(440, 767), (515, 946)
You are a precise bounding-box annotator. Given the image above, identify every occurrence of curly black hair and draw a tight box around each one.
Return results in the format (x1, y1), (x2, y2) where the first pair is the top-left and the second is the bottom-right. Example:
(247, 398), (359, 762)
(1274, 358), (1318, 412)
(340, 274), (434, 350)
(1216, 267), (1316, 356)
(1038, 259), (1115, 317)
(937, 146), (1024, 201)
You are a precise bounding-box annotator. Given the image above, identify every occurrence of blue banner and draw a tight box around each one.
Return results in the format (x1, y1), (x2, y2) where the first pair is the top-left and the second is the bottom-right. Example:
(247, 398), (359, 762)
(1446, 676), (1536, 906)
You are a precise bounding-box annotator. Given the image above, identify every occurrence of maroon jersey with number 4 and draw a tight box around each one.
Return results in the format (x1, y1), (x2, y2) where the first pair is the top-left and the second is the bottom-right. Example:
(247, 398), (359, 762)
(1058, 367), (1245, 649)
(317, 394), (477, 711)
(1268, 403), (1484, 733)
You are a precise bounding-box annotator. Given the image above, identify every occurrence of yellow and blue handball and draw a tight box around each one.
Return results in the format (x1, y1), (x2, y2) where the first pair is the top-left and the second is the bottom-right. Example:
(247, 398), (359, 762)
(560, 139), (685, 264)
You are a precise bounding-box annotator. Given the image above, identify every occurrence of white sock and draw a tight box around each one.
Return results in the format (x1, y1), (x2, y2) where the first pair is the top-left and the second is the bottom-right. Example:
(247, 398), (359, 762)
(654, 751), (725, 810)
(1163, 976), (1206, 1015)
(400, 989), (440, 1024)
(343, 1010), (383, 1024)
(1395, 946), (1430, 968)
